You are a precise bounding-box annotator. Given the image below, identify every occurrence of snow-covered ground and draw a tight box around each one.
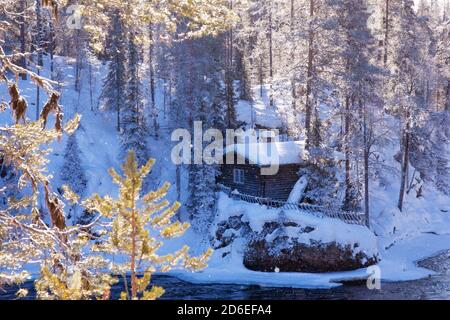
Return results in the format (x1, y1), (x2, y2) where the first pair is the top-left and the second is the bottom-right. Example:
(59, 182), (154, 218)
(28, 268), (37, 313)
(168, 191), (450, 289)
(1, 56), (450, 289)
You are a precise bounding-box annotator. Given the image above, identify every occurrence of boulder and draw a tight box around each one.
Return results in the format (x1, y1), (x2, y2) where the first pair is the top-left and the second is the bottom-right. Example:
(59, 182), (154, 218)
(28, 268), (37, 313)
(243, 221), (378, 273)
(213, 215), (379, 273)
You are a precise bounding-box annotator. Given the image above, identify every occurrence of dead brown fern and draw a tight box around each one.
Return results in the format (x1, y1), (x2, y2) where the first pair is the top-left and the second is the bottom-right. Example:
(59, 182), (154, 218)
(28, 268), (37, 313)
(44, 181), (66, 232)
(40, 92), (64, 138)
(8, 83), (27, 124)
(41, 0), (59, 22)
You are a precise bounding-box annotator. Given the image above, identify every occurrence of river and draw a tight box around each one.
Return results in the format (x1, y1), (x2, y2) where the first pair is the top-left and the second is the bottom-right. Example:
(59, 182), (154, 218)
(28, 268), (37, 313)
(1, 251), (449, 300)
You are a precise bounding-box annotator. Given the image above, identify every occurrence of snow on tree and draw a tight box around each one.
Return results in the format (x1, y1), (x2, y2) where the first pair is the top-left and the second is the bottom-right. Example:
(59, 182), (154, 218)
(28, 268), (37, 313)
(81, 151), (213, 300)
(385, 0), (434, 211)
(169, 34), (228, 236)
(78, 0), (237, 54)
(60, 132), (87, 222)
(120, 33), (149, 168)
(0, 157), (19, 211)
(0, 0), (233, 299)
(287, 175), (308, 204)
(99, 10), (127, 132)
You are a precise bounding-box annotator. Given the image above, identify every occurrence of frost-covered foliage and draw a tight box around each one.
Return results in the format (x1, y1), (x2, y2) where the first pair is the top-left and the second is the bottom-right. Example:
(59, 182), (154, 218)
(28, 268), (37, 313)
(298, 148), (343, 208)
(0, 0), (235, 300)
(81, 151), (213, 300)
(187, 96), (227, 236)
(0, 33), (95, 295)
(188, 163), (219, 236)
(409, 112), (450, 196)
(3, 0), (450, 296)
(77, 0), (237, 53)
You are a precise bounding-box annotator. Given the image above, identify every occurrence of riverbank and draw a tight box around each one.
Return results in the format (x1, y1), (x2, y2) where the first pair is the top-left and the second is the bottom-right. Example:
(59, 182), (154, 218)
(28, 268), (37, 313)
(163, 232), (450, 289)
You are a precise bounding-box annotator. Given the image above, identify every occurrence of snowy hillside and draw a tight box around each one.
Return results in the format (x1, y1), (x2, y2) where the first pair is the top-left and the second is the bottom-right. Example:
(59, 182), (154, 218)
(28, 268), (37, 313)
(1, 53), (450, 288)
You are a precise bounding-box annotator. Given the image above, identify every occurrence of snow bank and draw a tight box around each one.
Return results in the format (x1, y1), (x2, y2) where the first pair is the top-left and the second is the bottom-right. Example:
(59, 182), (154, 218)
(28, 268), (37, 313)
(236, 89), (283, 129)
(287, 175), (308, 203)
(217, 193), (378, 258)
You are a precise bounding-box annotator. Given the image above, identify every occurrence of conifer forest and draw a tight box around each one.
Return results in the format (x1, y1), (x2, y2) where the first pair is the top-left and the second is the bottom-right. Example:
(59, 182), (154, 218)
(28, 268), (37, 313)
(0, 0), (450, 302)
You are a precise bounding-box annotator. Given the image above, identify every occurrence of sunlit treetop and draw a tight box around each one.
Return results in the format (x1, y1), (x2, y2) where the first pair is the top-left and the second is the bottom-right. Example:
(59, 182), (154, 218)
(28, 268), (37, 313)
(49, 0), (237, 52)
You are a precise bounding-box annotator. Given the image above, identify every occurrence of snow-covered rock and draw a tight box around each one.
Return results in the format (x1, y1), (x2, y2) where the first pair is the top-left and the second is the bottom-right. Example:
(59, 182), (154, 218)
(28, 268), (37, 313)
(244, 220), (378, 273)
(213, 193), (379, 273)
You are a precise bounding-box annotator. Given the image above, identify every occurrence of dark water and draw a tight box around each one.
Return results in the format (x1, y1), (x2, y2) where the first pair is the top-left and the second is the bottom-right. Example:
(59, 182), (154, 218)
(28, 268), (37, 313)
(2, 252), (450, 300)
(1, 274), (449, 300)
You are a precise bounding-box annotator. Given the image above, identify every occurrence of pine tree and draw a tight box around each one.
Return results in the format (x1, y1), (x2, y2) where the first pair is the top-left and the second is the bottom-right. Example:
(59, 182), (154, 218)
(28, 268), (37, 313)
(60, 133), (88, 223)
(330, 0), (382, 216)
(170, 34), (227, 236)
(187, 93), (226, 236)
(99, 11), (127, 132)
(82, 151), (213, 300)
(387, 0), (432, 211)
(120, 33), (149, 168)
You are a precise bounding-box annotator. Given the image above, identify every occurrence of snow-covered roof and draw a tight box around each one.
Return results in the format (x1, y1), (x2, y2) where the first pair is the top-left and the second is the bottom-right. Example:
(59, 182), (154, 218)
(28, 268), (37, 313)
(224, 141), (307, 166)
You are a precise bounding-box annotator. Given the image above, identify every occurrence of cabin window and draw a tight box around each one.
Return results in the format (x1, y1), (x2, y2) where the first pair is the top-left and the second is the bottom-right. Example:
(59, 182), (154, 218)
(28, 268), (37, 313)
(233, 169), (245, 184)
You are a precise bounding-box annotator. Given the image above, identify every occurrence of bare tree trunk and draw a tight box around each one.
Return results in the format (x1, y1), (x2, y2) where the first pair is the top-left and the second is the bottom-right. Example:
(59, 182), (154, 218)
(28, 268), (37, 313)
(168, 76), (173, 115)
(88, 62), (94, 111)
(149, 23), (158, 138)
(116, 53), (121, 132)
(225, 0), (235, 127)
(117, 95), (120, 132)
(130, 184), (137, 299)
(35, 0), (43, 120)
(259, 54), (264, 98)
(398, 120), (410, 212)
(384, 0), (390, 67)
(19, 0), (27, 80)
(75, 59), (81, 92)
(49, 19), (55, 80)
(176, 166), (181, 202)
(75, 31), (82, 93)
(163, 79), (167, 119)
(362, 100), (370, 228)
(268, 2), (274, 108)
(446, 80), (450, 110)
(305, 0), (315, 149)
(290, 0), (296, 111)
(344, 96), (352, 210)
(36, 69), (40, 120)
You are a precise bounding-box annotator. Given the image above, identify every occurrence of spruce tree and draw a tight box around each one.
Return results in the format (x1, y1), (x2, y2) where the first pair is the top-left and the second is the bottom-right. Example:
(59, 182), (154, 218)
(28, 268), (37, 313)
(99, 11), (127, 132)
(60, 133), (88, 222)
(187, 94), (226, 236)
(120, 33), (149, 168)
(171, 35), (227, 236)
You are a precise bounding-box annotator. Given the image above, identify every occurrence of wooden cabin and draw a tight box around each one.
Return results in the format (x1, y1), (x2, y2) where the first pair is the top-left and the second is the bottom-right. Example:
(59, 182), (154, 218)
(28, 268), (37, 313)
(217, 141), (307, 201)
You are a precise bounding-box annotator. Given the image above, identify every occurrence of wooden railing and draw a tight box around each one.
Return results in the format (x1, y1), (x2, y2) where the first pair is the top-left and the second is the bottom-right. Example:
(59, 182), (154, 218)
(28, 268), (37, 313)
(218, 184), (367, 227)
